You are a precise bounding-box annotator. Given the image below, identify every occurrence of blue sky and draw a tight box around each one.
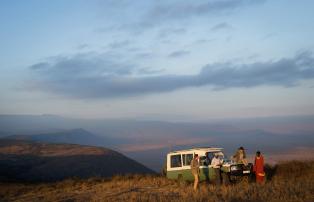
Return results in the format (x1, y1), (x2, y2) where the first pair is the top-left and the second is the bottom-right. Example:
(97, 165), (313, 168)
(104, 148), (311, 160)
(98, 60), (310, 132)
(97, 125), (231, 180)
(1, 0), (314, 120)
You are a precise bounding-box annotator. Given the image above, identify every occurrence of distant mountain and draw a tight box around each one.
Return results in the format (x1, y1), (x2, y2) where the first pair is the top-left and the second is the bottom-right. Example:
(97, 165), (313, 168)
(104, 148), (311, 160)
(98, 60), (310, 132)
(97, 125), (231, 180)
(0, 114), (75, 134)
(1, 114), (314, 171)
(4, 128), (116, 148)
(0, 131), (12, 138)
(0, 139), (154, 182)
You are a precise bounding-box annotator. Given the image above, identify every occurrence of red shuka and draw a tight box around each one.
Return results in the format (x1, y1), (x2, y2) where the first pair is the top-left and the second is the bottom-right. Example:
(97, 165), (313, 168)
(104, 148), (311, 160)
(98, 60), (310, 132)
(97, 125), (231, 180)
(253, 155), (265, 183)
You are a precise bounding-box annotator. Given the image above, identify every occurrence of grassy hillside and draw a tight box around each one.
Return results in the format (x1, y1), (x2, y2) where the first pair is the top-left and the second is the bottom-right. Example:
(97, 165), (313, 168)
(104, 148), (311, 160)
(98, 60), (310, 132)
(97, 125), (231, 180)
(0, 139), (154, 182)
(0, 161), (313, 202)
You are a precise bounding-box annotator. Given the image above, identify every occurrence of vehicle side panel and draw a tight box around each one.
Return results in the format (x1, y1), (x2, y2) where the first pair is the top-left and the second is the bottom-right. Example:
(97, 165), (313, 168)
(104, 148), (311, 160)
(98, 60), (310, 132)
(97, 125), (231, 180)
(167, 167), (216, 182)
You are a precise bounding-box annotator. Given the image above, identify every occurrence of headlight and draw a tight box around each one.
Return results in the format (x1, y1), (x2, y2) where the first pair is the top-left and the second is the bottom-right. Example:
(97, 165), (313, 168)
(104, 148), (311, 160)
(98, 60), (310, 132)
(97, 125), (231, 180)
(230, 166), (238, 171)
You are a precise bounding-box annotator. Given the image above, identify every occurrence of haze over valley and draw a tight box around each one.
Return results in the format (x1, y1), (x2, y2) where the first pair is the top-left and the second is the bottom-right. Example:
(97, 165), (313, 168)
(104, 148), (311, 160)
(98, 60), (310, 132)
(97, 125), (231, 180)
(1, 114), (313, 171)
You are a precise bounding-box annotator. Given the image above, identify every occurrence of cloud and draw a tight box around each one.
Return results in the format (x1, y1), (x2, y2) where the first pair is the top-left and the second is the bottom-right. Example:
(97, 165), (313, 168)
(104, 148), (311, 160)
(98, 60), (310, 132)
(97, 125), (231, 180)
(76, 44), (90, 50)
(137, 67), (164, 75)
(198, 52), (314, 89)
(134, 52), (154, 59)
(145, 0), (265, 24)
(99, 0), (266, 33)
(29, 53), (134, 78)
(28, 51), (314, 98)
(168, 50), (190, 58)
(157, 27), (186, 39)
(108, 40), (130, 49)
(193, 39), (216, 45)
(211, 22), (233, 31)
(261, 33), (276, 41)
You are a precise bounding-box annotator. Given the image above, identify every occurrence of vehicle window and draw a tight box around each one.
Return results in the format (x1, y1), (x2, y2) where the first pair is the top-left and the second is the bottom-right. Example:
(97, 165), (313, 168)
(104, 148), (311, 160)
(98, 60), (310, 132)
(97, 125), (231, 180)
(182, 154), (193, 166)
(207, 152), (214, 160)
(170, 155), (182, 168)
(206, 152), (214, 162)
(200, 156), (207, 166)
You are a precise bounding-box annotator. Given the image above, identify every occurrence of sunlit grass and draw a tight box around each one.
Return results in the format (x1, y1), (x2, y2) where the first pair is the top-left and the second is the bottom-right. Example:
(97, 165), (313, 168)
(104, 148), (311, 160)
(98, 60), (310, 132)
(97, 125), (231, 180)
(0, 161), (313, 202)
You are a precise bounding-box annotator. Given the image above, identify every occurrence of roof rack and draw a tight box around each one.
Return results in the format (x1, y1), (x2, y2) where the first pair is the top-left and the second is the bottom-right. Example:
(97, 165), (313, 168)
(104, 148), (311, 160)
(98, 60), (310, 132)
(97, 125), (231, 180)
(168, 147), (223, 154)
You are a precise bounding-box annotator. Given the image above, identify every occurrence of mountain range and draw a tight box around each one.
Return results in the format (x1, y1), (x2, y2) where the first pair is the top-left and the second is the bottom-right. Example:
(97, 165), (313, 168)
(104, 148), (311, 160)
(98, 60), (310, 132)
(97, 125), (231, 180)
(5, 128), (115, 148)
(1, 114), (314, 171)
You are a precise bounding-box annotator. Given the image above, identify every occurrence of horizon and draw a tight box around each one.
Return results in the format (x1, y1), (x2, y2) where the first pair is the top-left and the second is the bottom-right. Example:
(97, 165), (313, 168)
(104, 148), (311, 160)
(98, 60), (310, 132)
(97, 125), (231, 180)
(1, 113), (314, 171)
(2, 112), (314, 128)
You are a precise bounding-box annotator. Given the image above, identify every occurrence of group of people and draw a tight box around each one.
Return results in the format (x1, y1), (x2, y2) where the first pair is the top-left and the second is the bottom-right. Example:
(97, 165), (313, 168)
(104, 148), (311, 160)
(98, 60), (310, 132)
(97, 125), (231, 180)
(190, 147), (265, 191)
(232, 147), (265, 184)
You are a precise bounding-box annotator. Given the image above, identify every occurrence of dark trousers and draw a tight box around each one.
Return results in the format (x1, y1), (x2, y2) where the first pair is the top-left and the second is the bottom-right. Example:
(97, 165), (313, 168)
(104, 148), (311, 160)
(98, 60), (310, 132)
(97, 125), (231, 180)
(214, 168), (221, 185)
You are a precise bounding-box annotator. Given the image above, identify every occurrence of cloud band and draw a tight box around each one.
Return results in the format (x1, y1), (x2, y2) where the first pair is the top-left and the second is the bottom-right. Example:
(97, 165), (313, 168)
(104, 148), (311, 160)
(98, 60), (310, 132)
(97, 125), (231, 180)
(28, 52), (314, 98)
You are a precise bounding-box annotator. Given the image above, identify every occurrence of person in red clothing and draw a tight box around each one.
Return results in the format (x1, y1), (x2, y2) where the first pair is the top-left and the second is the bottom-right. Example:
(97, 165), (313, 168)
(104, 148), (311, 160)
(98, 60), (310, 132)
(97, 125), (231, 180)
(253, 151), (265, 184)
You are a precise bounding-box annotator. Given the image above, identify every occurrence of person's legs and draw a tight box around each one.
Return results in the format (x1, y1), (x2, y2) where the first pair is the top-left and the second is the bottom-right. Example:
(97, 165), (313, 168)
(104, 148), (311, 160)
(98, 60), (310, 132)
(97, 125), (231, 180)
(193, 173), (199, 190)
(256, 174), (264, 184)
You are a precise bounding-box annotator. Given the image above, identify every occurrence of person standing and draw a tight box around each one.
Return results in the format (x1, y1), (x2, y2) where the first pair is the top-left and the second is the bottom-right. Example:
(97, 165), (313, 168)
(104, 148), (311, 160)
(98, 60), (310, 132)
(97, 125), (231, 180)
(191, 154), (200, 191)
(233, 146), (248, 165)
(253, 151), (265, 184)
(211, 153), (223, 185)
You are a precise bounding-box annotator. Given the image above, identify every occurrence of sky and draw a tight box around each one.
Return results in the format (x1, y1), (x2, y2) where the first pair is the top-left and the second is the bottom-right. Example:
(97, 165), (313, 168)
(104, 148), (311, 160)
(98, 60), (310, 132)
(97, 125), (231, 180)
(1, 0), (314, 121)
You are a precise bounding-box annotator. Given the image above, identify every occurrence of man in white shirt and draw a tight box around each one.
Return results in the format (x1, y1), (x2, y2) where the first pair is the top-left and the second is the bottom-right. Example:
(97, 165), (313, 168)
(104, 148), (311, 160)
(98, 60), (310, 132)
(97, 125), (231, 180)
(211, 153), (223, 185)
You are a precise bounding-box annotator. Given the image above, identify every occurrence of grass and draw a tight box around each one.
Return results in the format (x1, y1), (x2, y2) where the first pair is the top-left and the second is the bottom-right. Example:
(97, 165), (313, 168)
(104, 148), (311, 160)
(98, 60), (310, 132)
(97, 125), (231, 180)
(0, 160), (313, 202)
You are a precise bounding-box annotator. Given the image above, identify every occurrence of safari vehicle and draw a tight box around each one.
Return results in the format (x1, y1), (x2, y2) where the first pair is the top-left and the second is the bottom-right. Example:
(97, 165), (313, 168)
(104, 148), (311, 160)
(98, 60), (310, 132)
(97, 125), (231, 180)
(166, 147), (252, 183)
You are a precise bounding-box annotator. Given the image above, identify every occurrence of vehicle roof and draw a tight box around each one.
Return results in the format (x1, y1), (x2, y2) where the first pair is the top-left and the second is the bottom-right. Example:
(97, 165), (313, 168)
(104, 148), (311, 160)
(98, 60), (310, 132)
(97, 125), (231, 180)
(168, 147), (223, 154)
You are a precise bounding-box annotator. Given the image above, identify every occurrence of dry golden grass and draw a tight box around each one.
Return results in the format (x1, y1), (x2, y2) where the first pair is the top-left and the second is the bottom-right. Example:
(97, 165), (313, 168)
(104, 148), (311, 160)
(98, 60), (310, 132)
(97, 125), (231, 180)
(0, 161), (313, 202)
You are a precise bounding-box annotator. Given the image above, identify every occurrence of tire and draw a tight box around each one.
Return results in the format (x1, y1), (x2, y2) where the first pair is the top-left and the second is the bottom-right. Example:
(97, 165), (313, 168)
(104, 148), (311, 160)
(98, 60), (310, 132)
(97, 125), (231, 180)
(240, 175), (249, 184)
(177, 174), (186, 186)
(222, 172), (230, 185)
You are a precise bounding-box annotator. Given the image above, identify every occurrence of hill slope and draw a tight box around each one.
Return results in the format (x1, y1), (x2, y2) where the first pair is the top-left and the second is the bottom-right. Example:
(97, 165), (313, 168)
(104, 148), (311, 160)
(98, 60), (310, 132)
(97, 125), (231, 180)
(0, 139), (154, 182)
(0, 161), (313, 202)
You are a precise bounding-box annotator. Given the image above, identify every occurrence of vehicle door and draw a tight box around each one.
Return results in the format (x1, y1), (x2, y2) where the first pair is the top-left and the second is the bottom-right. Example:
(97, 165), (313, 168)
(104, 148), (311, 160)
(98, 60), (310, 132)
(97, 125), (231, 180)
(181, 153), (194, 181)
(205, 152), (216, 181)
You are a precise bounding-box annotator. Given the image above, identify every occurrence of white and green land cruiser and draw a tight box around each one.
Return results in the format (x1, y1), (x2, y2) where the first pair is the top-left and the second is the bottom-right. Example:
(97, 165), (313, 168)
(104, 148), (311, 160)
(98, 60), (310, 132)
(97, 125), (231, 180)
(166, 147), (252, 183)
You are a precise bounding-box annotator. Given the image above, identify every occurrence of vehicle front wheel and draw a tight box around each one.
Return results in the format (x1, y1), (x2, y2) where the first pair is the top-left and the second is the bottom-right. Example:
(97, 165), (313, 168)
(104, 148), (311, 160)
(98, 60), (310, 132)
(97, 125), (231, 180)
(240, 175), (249, 184)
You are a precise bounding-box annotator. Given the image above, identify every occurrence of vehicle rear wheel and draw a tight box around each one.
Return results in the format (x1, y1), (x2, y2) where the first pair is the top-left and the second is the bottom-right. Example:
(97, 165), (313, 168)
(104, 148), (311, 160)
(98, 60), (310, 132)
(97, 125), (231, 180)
(177, 174), (186, 186)
(222, 173), (230, 185)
